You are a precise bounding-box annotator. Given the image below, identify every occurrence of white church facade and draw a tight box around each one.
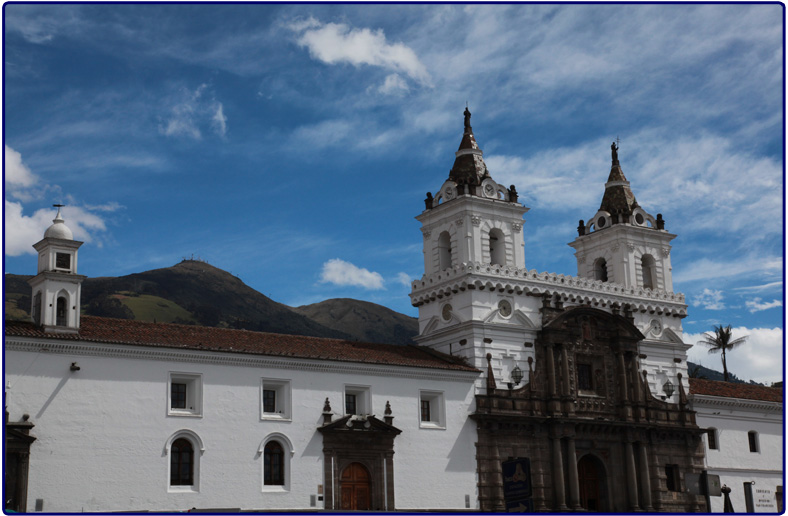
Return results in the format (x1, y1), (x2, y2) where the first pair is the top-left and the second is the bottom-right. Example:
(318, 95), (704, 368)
(4, 110), (782, 512)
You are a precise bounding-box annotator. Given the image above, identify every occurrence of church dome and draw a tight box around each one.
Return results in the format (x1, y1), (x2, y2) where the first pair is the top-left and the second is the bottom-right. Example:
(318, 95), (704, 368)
(44, 206), (74, 240)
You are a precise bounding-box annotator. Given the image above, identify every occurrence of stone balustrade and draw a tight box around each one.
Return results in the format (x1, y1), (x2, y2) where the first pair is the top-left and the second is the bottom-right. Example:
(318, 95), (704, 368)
(410, 261), (687, 316)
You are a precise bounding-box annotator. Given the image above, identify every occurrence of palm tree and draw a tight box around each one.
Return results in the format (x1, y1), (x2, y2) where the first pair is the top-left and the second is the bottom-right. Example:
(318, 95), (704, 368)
(699, 325), (748, 382)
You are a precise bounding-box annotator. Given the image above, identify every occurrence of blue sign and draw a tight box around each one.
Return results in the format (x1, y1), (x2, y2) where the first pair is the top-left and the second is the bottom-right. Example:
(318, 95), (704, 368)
(501, 458), (533, 502)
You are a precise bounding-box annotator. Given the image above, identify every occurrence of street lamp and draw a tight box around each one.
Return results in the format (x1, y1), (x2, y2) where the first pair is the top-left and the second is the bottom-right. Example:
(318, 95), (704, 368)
(511, 365), (523, 386)
(663, 379), (675, 398)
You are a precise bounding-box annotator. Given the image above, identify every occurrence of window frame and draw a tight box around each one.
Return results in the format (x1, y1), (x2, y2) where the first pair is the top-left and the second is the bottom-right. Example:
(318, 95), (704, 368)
(748, 431), (759, 453)
(260, 433), (294, 493)
(261, 379), (291, 421)
(168, 372), (203, 417)
(166, 430), (204, 493)
(343, 385), (371, 416)
(419, 390), (446, 430)
(707, 428), (719, 450)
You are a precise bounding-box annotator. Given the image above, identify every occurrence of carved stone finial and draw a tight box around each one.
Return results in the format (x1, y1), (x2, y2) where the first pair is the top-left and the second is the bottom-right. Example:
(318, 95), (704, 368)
(486, 353), (497, 393)
(508, 184), (518, 203)
(425, 192), (433, 210)
(384, 400), (394, 425)
(322, 397), (333, 425)
(577, 219), (585, 236)
(385, 400), (392, 416)
(656, 213), (665, 230)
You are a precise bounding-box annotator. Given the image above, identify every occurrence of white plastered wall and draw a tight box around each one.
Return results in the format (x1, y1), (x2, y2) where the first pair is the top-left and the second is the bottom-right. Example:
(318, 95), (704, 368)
(5, 342), (478, 512)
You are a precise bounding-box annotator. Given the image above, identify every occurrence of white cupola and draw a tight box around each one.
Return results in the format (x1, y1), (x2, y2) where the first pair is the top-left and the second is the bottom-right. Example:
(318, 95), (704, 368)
(568, 143), (677, 293)
(27, 205), (86, 333)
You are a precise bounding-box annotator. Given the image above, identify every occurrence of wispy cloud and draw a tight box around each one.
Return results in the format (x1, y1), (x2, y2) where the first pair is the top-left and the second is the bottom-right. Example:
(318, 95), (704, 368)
(320, 258), (385, 290)
(691, 288), (726, 310)
(745, 298), (783, 313)
(159, 84), (228, 140)
(289, 17), (432, 87)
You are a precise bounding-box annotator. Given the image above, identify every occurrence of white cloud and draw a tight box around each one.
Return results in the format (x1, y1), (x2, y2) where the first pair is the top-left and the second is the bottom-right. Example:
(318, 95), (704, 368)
(160, 84), (227, 140)
(320, 259), (385, 290)
(3, 146), (112, 257)
(291, 18), (431, 86)
(685, 326), (783, 385)
(5, 145), (37, 188)
(744, 297), (782, 313)
(5, 201), (108, 256)
(691, 288), (726, 310)
(396, 272), (411, 287)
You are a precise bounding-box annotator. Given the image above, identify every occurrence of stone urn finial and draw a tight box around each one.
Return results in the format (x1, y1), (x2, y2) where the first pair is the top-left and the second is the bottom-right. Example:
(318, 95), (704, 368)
(322, 397), (333, 425)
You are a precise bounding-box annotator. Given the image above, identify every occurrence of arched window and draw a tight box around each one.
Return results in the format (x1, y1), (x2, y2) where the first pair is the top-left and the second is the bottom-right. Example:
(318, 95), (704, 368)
(748, 431), (759, 453)
(641, 254), (656, 289)
(707, 428), (719, 450)
(489, 228), (505, 266)
(438, 231), (452, 270)
(594, 258), (608, 282)
(56, 296), (68, 326)
(170, 438), (194, 486)
(264, 441), (285, 486)
(32, 292), (42, 325)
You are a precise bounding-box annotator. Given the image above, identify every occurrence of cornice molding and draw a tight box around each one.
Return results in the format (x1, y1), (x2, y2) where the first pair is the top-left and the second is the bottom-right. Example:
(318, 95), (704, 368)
(5, 338), (480, 383)
(690, 394), (782, 412)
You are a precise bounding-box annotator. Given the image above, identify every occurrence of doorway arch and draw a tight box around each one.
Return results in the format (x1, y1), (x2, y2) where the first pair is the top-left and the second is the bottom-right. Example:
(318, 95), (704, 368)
(578, 454), (608, 512)
(340, 462), (371, 511)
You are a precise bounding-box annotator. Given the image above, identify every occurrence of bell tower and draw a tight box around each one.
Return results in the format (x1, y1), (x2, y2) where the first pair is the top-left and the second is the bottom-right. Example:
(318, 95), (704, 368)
(569, 142), (676, 293)
(27, 205), (85, 333)
(411, 109), (532, 388)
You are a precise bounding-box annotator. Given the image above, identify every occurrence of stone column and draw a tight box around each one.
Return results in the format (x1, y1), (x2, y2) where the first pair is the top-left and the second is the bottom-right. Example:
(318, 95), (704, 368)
(617, 352), (631, 420)
(546, 345), (560, 414)
(561, 346), (575, 416)
(637, 443), (653, 510)
(551, 433), (568, 510)
(624, 440), (640, 511)
(630, 353), (644, 420)
(566, 434), (581, 510)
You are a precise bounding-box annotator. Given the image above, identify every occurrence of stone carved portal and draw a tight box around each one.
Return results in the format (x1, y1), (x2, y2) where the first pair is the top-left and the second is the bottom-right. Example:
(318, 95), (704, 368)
(341, 462), (371, 511)
(318, 414), (400, 511)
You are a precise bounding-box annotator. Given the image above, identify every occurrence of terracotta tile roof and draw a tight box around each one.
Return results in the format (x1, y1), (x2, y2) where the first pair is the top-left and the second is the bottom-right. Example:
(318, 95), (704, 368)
(689, 378), (783, 403)
(4, 316), (478, 373)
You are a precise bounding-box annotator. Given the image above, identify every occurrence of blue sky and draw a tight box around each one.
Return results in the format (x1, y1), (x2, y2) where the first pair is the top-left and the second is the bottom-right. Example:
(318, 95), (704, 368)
(3, 3), (784, 383)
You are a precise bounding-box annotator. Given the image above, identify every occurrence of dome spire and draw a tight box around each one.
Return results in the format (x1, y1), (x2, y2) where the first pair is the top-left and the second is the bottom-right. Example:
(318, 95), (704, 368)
(44, 203), (74, 240)
(448, 107), (490, 188)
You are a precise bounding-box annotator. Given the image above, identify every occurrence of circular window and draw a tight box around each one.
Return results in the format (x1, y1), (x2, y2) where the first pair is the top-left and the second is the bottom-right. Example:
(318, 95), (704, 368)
(441, 304), (453, 321)
(597, 216), (606, 228)
(498, 300), (512, 318)
(635, 213), (644, 225)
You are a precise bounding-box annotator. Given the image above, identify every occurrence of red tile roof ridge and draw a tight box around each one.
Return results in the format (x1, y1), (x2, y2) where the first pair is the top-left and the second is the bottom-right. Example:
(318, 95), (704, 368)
(688, 378), (782, 403)
(5, 316), (478, 373)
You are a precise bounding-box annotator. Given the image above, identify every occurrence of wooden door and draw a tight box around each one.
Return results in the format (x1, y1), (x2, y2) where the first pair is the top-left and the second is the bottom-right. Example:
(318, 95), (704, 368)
(340, 462), (371, 511)
(578, 455), (602, 511)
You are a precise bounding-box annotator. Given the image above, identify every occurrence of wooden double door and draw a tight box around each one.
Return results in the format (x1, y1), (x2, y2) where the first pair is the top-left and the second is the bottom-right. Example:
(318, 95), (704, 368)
(340, 462), (371, 511)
